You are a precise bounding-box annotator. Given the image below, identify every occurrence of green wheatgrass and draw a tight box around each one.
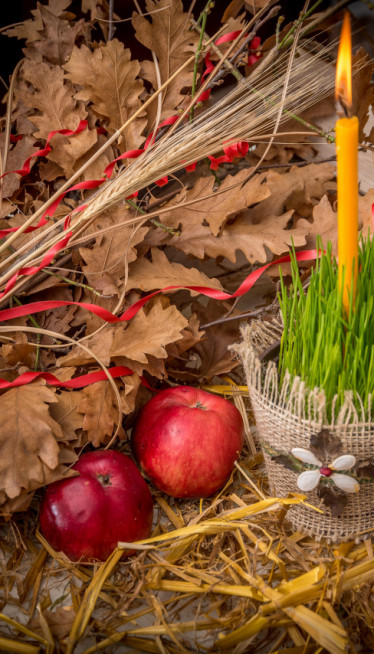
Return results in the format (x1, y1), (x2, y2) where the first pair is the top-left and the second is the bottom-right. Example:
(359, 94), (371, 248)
(278, 235), (374, 413)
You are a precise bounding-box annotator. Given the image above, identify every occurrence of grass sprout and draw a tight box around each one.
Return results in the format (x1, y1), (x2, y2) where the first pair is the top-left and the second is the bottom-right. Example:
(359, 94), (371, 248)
(279, 234), (374, 413)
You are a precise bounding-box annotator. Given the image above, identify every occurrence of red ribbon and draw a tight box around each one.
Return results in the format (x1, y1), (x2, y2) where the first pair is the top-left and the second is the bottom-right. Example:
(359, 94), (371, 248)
(0, 249), (318, 390)
(0, 120), (89, 239)
(248, 36), (261, 66)
(0, 249), (318, 325)
(0, 366), (134, 390)
(0, 232), (73, 299)
(0, 120), (88, 182)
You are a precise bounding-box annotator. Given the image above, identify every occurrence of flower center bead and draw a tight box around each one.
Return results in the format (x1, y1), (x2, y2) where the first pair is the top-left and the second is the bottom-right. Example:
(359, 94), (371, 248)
(320, 466), (332, 477)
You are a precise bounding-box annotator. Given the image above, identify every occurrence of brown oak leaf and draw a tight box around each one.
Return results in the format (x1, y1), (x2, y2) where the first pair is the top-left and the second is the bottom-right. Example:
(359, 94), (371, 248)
(64, 39), (147, 151)
(0, 491), (35, 518)
(158, 209), (308, 263)
(317, 485), (348, 518)
(80, 206), (149, 297)
(306, 195), (338, 254)
(4, 1), (84, 64)
(78, 381), (124, 447)
(158, 169), (270, 236)
(2, 0), (71, 42)
(49, 390), (85, 442)
(250, 163), (336, 222)
(352, 50), (374, 144)
(29, 4), (85, 65)
(15, 60), (96, 177)
(58, 299), (188, 375)
(0, 136), (39, 199)
(1, 332), (36, 369)
(245, 0), (273, 14)
(110, 301), (188, 368)
(0, 450), (77, 517)
(359, 189), (374, 233)
(0, 381), (69, 498)
(308, 190), (374, 253)
(127, 247), (223, 293)
(310, 429), (342, 464)
(132, 0), (199, 124)
(189, 299), (240, 380)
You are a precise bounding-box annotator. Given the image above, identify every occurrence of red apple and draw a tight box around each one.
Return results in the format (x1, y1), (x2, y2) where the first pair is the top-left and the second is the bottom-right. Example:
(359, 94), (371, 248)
(39, 450), (153, 562)
(131, 386), (244, 498)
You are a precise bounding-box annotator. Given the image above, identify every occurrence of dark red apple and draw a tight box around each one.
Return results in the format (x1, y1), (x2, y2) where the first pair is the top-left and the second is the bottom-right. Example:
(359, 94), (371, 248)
(39, 450), (153, 562)
(131, 386), (244, 498)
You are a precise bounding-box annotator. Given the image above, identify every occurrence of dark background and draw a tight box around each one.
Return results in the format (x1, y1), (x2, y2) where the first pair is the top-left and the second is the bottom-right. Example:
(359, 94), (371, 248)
(0, 1), (332, 80)
(0, 1), (372, 85)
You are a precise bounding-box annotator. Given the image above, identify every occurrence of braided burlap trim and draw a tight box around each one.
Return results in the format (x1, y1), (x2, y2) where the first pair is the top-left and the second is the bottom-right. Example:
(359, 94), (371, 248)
(233, 321), (374, 543)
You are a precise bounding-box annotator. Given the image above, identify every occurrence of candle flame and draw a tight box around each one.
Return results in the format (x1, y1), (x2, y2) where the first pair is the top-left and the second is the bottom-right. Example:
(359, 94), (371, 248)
(335, 12), (352, 108)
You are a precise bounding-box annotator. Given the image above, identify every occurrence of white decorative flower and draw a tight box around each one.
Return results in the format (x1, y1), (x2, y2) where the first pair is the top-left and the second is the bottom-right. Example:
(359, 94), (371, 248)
(291, 447), (359, 493)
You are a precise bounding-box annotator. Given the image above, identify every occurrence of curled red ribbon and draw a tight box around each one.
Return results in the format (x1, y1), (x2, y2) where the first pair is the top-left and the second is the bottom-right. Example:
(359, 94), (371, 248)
(0, 366), (133, 390)
(0, 248), (318, 390)
(0, 250), (317, 325)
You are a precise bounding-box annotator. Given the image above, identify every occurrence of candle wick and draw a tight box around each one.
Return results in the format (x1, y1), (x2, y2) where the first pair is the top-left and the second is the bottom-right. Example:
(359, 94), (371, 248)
(338, 96), (350, 118)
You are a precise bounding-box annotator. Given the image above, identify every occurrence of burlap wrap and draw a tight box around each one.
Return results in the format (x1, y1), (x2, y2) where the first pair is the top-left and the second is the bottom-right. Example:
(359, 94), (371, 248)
(234, 321), (374, 543)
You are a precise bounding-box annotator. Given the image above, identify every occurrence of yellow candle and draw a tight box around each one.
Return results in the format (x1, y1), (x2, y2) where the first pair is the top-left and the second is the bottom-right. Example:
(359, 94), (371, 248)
(336, 115), (358, 314)
(335, 12), (359, 315)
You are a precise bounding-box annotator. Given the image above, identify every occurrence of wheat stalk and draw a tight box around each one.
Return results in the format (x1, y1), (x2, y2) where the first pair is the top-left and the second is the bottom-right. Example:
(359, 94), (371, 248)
(0, 37), (366, 302)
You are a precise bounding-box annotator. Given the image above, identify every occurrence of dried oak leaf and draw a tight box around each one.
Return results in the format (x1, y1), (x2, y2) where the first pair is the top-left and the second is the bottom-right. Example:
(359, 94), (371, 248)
(189, 299), (240, 380)
(2, 0), (70, 42)
(250, 163), (336, 222)
(317, 485), (348, 518)
(111, 300), (187, 358)
(64, 39), (147, 151)
(29, 4), (85, 65)
(0, 491), (35, 518)
(0, 136), (39, 199)
(165, 313), (205, 382)
(4, 1), (84, 64)
(49, 390), (84, 442)
(245, 0), (273, 14)
(78, 381), (124, 447)
(33, 287), (77, 338)
(58, 299), (188, 375)
(3, 8), (43, 42)
(132, 0), (199, 124)
(120, 373), (143, 414)
(127, 247), (223, 293)
(80, 207), (149, 297)
(158, 169), (270, 236)
(222, 0), (244, 21)
(160, 209), (308, 263)
(0, 381), (69, 498)
(1, 332), (36, 369)
(352, 49), (374, 144)
(15, 60), (96, 178)
(310, 429), (342, 464)
(307, 189), (374, 253)
(355, 461), (374, 479)
(306, 195), (338, 254)
(166, 312), (204, 358)
(359, 189), (374, 232)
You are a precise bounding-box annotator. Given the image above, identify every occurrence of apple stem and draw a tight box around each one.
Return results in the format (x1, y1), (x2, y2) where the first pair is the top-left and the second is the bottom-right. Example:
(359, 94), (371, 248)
(195, 401), (207, 410)
(97, 474), (112, 487)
